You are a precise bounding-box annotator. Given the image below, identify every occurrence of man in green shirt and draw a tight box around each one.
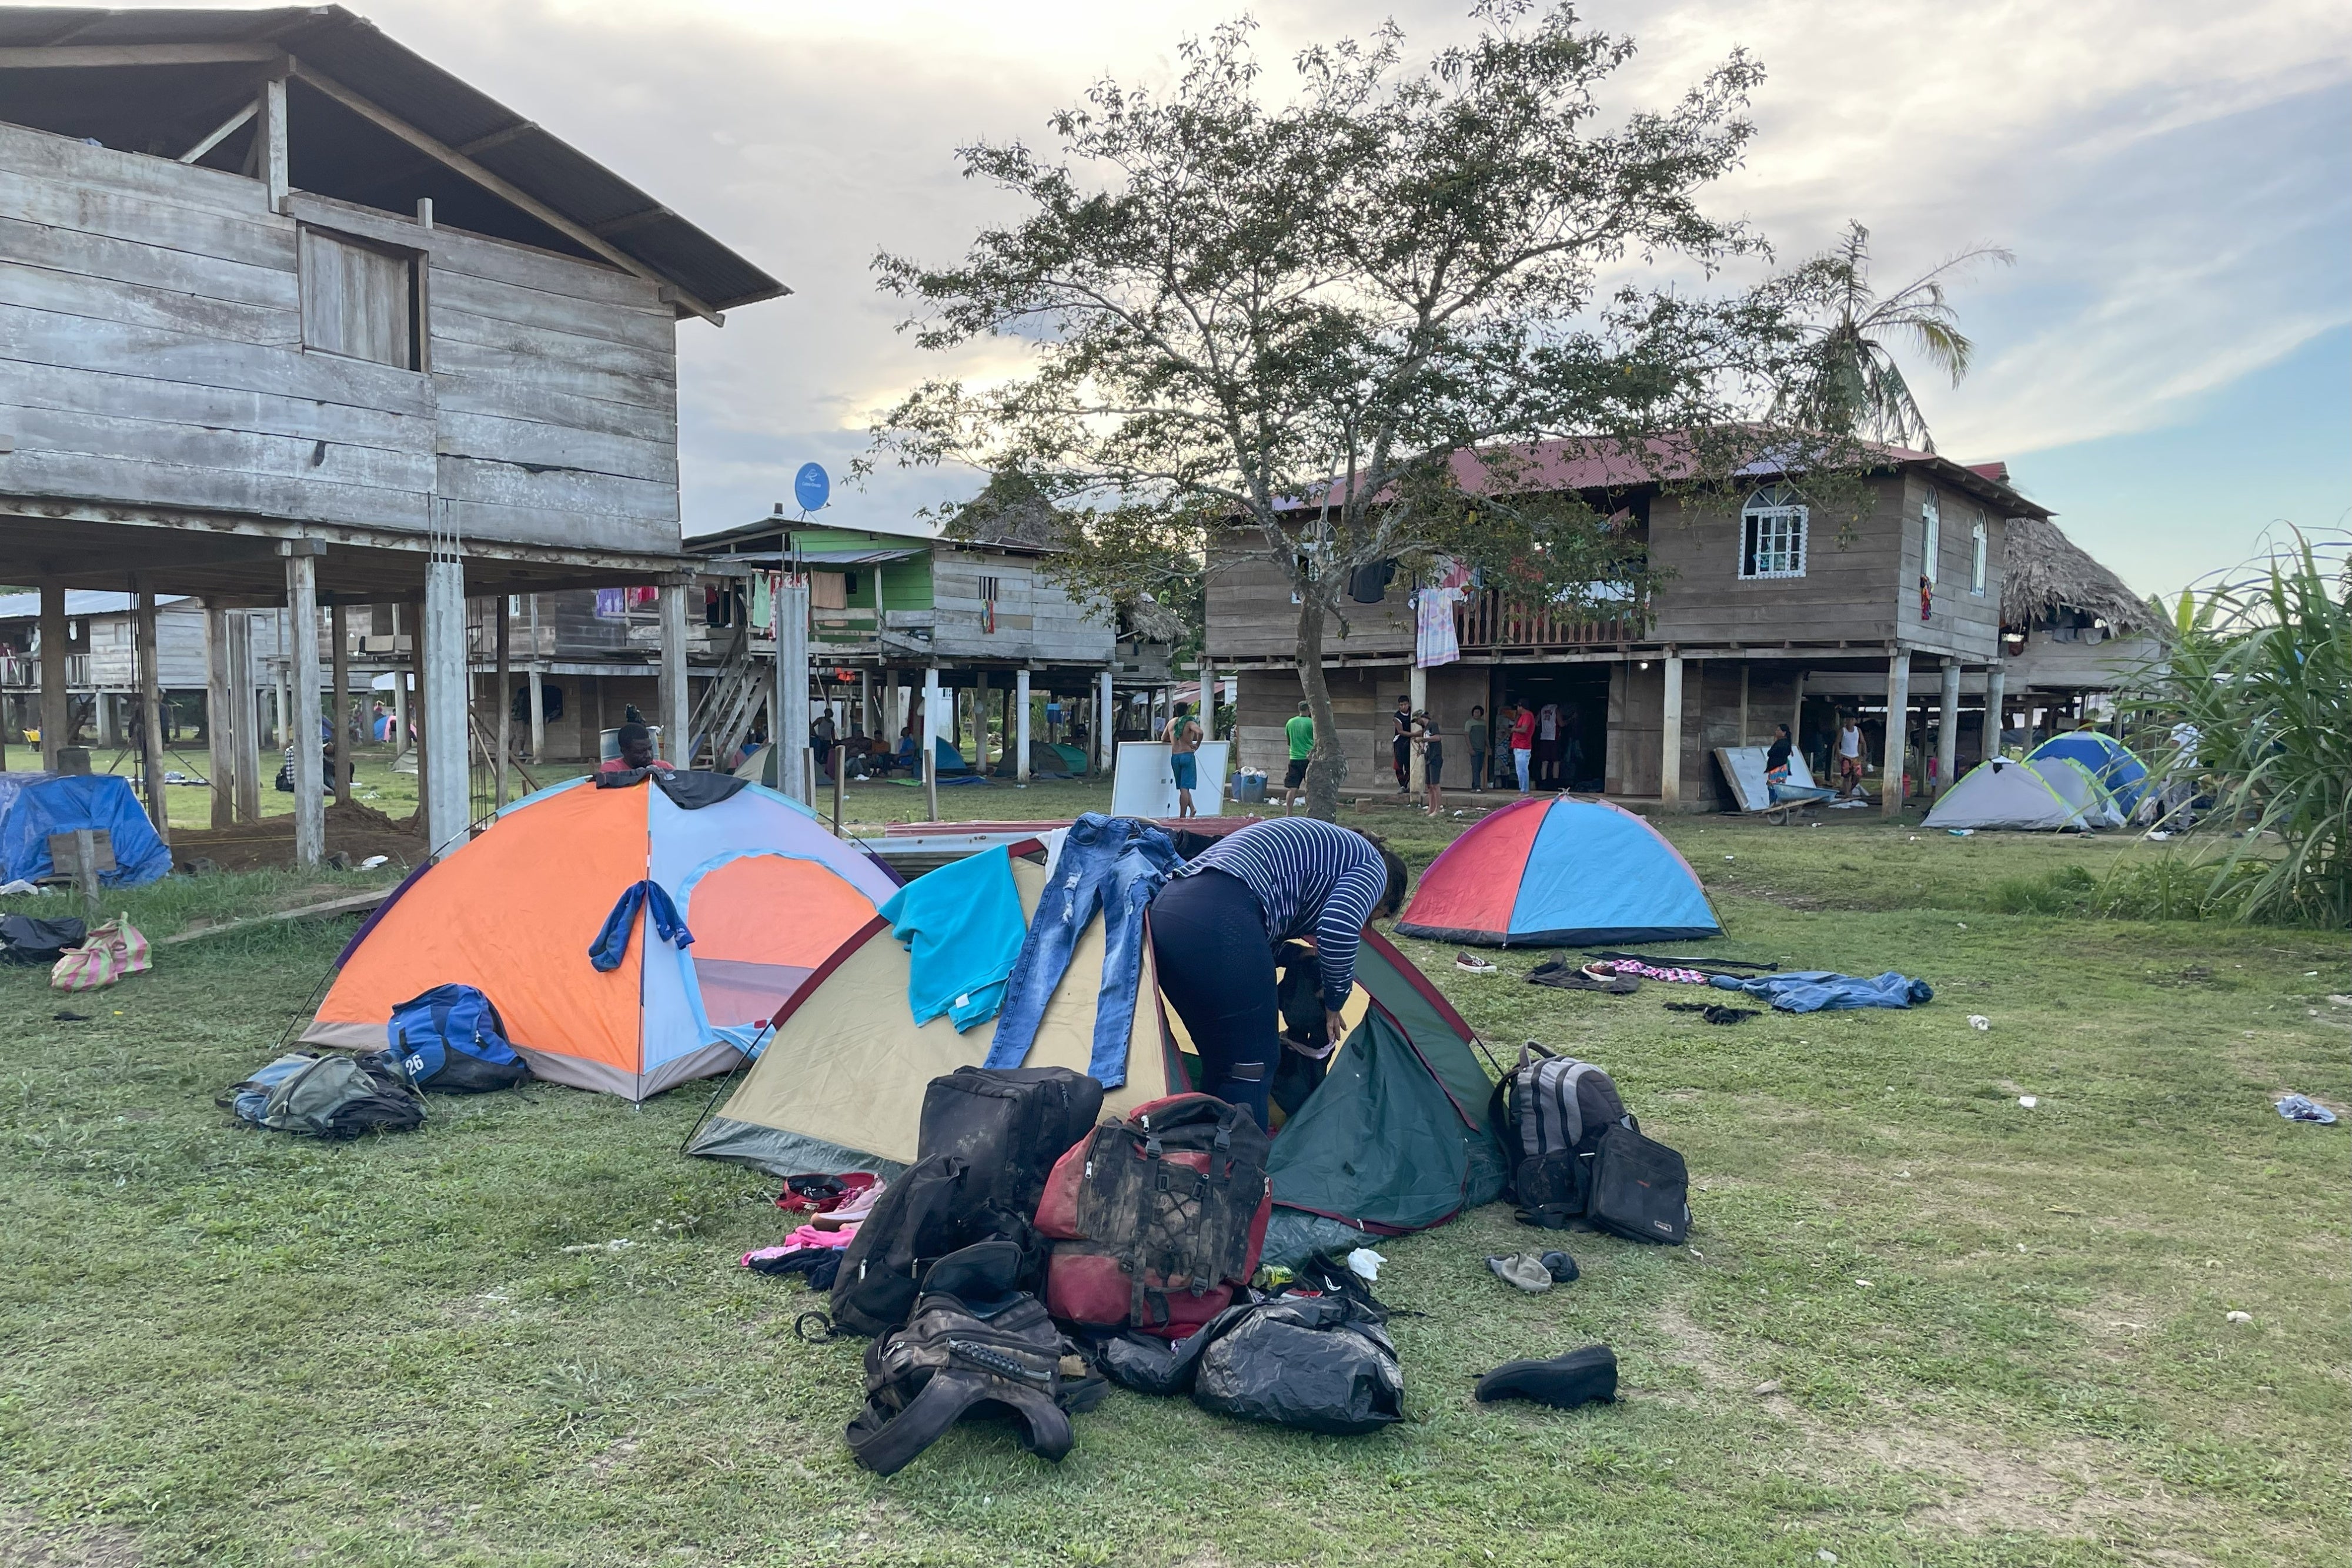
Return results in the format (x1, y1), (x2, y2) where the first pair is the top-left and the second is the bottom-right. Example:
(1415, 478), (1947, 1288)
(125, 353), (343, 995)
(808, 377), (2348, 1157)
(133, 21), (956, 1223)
(1279, 700), (1315, 811)
(1465, 704), (1490, 793)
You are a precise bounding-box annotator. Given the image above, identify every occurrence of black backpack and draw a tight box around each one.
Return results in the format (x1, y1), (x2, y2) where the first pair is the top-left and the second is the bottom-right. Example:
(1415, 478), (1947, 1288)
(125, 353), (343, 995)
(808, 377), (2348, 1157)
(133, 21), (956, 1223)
(1588, 1122), (1690, 1245)
(917, 1066), (1102, 1228)
(831, 1069), (1107, 1338)
(1489, 1041), (1631, 1228)
(830, 1154), (981, 1338)
(843, 1241), (1105, 1476)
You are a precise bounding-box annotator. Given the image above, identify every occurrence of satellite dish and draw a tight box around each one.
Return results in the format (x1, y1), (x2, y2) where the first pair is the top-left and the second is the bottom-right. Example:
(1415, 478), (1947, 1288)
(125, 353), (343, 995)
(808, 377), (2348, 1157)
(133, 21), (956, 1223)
(794, 462), (830, 513)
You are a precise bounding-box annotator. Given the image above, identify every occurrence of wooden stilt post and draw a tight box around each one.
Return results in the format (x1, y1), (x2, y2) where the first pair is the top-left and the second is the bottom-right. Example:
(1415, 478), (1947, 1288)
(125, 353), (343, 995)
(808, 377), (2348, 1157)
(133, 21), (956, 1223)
(283, 541), (325, 866)
(135, 586), (169, 842)
(329, 601), (351, 806)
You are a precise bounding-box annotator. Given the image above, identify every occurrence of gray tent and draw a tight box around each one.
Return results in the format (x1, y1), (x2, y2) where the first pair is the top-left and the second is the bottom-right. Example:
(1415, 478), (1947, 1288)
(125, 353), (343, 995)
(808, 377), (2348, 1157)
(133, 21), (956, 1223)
(1924, 757), (2085, 831)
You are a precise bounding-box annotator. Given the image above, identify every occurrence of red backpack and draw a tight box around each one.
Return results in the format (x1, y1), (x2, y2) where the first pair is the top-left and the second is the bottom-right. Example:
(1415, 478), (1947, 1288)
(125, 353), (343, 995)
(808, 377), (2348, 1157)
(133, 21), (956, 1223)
(1034, 1094), (1273, 1338)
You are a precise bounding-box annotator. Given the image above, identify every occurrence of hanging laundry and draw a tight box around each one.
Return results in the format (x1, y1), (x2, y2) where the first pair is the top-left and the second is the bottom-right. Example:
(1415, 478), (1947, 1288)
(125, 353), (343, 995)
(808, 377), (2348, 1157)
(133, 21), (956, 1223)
(1415, 586), (1461, 669)
(594, 589), (626, 620)
(588, 880), (694, 972)
(750, 571), (773, 633)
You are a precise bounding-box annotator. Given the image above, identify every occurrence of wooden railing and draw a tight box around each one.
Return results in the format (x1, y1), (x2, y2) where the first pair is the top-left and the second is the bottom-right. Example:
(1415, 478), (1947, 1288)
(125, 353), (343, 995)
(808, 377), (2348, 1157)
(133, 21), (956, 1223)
(1456, 587), (1647, 650)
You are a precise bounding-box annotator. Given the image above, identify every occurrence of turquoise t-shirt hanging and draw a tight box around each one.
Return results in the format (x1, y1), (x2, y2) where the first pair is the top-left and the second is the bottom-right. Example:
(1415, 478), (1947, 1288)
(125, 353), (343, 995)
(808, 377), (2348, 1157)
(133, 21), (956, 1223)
(876, 844), (1027, 1031)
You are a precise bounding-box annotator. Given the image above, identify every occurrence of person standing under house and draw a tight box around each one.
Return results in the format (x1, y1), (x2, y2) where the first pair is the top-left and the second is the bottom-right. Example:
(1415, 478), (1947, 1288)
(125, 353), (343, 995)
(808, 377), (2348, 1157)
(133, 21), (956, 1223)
(1835, 713), (1866, 798)
(1390, 695), (1414, 795)
(1279, 701), (1315, 812)
(1148, 817), (1409, 1130)
(1534, 701), (1562, 788)
(1413, 711), (1445, 815)
(1162, 700), (1204, 818)
(1509, 701), (1536, 794)
(1464, 704), (1489, 793)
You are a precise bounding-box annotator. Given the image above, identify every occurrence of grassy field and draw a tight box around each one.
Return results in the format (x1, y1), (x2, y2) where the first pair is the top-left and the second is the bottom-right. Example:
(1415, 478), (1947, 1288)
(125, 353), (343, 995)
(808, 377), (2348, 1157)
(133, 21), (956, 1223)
(1, 786), (2343, 1567)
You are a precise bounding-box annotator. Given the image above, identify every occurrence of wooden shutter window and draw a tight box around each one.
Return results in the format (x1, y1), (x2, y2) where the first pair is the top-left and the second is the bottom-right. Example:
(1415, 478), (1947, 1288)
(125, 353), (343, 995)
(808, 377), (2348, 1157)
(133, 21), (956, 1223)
(301, 228), (419, 369)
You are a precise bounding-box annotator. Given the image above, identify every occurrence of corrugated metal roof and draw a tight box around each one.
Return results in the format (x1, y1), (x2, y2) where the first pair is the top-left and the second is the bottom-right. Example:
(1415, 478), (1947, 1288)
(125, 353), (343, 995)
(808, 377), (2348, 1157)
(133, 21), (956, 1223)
(0, 6), (785, 314)
(1303, 435), (2053, 520)
(0, 590), (194, 620)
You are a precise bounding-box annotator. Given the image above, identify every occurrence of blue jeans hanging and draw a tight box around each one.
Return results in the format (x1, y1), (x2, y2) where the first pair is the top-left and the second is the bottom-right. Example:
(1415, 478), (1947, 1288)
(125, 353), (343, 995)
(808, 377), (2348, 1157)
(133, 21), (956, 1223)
(987, 813), (1181, 1086)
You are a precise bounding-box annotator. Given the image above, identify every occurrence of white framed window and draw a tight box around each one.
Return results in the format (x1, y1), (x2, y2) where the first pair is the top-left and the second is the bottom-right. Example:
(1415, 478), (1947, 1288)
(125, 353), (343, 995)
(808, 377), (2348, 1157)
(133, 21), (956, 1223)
(1920, 490), (1942, 584)
(1970, 519), (1988, 596)
(1739, 486), (1808, 579)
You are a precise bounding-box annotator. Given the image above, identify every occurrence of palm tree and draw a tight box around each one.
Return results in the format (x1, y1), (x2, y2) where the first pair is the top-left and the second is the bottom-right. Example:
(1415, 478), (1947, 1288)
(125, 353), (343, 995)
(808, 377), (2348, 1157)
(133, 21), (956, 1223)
(1780, 222), (2013, 453)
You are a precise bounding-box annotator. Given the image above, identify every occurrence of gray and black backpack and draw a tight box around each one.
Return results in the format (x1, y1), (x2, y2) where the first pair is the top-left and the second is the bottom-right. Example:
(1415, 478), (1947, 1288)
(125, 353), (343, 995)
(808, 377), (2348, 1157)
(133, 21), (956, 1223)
(1490, 1041), (1689, 1243)
(1491, 1041), (1628, 1228)
(220, 1051), (426, 1139)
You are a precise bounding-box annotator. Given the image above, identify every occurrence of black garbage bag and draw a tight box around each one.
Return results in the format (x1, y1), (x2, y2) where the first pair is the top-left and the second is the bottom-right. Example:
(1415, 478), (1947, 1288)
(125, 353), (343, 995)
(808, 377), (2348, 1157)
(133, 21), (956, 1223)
(0, 914), (87, 964)
(1098, 1293), (1403, 1436)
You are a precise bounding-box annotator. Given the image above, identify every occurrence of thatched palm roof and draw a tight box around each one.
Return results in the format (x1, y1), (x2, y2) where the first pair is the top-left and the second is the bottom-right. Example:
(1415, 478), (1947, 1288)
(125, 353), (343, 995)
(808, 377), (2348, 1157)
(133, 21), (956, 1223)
(2002, 516), (2154, 631)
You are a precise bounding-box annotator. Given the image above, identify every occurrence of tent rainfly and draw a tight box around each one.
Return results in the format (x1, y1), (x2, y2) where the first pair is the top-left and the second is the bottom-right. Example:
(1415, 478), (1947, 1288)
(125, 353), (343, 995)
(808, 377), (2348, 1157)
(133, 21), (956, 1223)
(1925, 757), (2108, 831)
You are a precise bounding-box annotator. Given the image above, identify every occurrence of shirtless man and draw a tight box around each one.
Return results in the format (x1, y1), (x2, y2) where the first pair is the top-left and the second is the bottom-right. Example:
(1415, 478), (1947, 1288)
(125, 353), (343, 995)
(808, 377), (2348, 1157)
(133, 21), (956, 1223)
(1163, 700), (1204, 817)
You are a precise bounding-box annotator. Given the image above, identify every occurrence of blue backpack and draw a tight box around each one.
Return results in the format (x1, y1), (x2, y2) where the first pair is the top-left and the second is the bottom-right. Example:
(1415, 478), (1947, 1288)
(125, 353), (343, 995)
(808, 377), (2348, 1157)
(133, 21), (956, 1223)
(387, 985), (530, 1092)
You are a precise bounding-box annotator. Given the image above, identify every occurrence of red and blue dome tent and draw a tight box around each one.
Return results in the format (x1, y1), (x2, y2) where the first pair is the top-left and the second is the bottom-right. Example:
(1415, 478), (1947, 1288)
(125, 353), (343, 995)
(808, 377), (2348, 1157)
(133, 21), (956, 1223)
(1397, 795), (1720, 947)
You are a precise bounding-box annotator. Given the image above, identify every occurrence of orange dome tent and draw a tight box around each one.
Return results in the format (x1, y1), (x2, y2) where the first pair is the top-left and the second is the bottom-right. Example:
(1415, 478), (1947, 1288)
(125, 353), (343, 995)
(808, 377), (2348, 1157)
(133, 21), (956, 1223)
(304, 773), (900, 1100)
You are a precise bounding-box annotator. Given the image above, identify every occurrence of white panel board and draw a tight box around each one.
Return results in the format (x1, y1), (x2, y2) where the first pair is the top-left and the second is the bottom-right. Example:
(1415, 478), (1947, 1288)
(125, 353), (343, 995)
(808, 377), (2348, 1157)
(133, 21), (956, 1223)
(1110, 740), (1230, 820)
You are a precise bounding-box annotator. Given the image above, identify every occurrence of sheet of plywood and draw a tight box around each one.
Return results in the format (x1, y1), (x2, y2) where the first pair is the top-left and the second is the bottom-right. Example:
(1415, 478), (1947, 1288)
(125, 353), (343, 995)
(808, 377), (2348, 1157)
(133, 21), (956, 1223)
(1714, 745), (1771, 811)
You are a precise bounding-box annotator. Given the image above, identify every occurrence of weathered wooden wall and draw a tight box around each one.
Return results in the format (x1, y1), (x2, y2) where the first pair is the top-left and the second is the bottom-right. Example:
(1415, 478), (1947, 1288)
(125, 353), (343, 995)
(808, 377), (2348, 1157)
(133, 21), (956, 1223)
(927, 547), (1114, 664)
(0, 122), (679, 554)
(1205, 537), (1414, 662)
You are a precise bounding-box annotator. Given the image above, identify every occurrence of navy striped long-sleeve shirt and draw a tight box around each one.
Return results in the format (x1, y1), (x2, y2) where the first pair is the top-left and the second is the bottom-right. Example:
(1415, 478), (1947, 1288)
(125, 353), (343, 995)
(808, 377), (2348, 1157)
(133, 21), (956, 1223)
(1175, 817), (1387, 1011)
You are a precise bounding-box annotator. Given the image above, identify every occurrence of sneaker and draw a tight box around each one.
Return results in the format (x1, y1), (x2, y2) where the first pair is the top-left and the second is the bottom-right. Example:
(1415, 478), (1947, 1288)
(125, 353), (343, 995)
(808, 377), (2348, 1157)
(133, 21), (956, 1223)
(1486, 1253), (1555, 1293)
(1455, 952), (1498, 974)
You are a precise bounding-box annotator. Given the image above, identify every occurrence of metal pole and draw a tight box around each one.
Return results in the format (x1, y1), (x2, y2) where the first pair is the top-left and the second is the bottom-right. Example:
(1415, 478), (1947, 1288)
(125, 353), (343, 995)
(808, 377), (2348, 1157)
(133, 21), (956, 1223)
(285, 543), (325, 866)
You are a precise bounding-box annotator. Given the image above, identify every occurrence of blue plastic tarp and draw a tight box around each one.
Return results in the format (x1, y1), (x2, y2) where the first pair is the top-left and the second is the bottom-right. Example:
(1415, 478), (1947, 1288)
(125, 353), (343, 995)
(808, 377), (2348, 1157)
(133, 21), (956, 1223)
(0, 773), (174, 887)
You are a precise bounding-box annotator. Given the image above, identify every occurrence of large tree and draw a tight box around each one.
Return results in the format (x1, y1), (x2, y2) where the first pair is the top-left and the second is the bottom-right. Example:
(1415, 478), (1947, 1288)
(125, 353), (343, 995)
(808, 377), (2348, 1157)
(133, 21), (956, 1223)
(871, 2), (1839, 818)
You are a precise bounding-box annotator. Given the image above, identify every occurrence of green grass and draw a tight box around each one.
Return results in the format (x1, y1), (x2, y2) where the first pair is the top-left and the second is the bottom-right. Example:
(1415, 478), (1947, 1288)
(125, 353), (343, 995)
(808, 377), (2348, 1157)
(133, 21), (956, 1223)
(1, 797), (2344, 1566)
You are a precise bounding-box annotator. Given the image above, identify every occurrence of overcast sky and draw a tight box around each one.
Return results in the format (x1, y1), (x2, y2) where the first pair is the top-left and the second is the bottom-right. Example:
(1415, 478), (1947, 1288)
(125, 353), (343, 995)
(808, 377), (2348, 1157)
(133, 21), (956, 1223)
(146, 0), (2352, 594)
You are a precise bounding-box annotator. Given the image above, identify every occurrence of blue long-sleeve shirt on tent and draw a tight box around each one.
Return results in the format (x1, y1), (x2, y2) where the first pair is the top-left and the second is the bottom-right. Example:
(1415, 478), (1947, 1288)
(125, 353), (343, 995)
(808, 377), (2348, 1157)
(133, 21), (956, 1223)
(589, 880), (693, 972)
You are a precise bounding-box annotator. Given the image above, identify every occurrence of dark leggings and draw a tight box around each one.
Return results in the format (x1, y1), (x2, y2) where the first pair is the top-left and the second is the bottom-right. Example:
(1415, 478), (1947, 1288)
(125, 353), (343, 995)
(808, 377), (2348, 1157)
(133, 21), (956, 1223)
(1148, 869), (1277, 1129)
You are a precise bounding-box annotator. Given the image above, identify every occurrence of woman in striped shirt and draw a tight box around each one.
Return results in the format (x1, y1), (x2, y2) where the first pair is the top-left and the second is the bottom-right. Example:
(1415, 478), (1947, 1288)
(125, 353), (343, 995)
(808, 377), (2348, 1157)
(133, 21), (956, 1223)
(1148, 817), (1408, 1129)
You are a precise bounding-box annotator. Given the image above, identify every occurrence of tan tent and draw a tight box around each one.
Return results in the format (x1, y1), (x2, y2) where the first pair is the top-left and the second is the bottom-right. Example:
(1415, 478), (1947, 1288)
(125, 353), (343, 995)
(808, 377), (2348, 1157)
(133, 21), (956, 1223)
(686, 847), (1374, 1177)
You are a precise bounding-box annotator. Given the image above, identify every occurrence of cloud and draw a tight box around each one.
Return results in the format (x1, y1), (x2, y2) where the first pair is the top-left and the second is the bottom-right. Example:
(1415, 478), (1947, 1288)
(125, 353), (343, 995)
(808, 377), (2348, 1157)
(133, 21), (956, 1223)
(98, 0), (2348, 553)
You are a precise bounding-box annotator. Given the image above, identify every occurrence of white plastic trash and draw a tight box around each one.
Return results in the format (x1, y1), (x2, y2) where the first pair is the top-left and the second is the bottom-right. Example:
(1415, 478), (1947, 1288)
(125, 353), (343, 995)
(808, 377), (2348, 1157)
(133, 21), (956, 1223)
(2017, 1095), (2038, 1109)
(1346, 1248), (1386, 1282)
(1967, 1015), (1990, 1031)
